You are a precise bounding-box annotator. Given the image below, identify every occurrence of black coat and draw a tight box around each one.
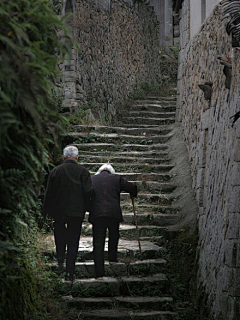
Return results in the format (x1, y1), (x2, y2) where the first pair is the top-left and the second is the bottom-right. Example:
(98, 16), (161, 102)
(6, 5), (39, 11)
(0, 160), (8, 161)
(89, 170), (138, 223)
(42, 160), (93, 219)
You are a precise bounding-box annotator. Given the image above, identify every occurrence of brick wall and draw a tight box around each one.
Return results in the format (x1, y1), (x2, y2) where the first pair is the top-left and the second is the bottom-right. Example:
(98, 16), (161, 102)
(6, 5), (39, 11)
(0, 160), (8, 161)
(177, 2), (240, 319)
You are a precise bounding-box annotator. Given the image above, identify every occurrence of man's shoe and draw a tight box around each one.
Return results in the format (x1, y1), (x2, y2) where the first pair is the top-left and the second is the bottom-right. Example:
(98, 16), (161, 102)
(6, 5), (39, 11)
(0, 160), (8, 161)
(65, 272), (74, 282)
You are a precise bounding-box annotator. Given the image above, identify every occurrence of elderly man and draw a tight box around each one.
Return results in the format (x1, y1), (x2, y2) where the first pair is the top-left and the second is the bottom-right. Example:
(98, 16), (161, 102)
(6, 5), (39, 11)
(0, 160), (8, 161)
(42, 145), (93, 281)
(89, 163), (137, 279)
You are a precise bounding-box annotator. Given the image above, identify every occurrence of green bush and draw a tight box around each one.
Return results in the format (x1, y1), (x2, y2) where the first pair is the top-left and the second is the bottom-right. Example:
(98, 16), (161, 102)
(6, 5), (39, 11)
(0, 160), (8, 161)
(0, 0), (69, 318)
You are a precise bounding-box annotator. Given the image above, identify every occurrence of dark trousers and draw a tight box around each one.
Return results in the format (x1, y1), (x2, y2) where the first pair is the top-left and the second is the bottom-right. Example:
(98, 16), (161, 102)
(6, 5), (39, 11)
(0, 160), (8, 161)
(92, 218), (120, 278)
(53, 216), (83, 274)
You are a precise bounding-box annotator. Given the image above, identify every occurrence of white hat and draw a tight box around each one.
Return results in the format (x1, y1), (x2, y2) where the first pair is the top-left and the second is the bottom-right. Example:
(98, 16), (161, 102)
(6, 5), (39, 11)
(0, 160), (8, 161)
(95, 163), (115, 175)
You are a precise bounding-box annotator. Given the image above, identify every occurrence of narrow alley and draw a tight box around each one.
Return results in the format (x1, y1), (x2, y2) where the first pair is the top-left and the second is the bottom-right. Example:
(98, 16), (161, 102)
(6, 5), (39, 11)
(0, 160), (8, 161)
(43, 95), (202, 319)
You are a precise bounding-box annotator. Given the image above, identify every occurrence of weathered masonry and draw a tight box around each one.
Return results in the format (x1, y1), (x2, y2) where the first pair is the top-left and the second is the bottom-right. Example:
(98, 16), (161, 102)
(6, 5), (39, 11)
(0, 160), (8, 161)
(59, 0), (240, 319)
(177, 1), (240, 319)
(59, 0), (162, 122)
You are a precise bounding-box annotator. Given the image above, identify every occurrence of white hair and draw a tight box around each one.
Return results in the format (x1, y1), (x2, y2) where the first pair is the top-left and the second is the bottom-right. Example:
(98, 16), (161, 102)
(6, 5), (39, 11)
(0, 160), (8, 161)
(96, 163), (115, 175)
(63, 146), (78, 158)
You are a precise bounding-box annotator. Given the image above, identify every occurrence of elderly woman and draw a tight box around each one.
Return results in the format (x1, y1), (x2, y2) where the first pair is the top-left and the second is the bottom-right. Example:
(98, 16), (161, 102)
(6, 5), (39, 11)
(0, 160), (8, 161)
(89, 163), (137, 280)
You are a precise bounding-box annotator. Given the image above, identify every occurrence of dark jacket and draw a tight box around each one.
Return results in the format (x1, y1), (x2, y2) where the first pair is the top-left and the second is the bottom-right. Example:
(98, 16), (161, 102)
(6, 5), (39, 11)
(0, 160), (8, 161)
(89, 170), (137, 223)
(42, 160), (93, 219)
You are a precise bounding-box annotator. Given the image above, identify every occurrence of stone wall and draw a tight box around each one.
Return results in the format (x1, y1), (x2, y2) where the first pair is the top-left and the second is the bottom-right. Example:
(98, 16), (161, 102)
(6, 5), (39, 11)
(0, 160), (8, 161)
(177, 2), (240, 319)
(61, 0), (162, 123)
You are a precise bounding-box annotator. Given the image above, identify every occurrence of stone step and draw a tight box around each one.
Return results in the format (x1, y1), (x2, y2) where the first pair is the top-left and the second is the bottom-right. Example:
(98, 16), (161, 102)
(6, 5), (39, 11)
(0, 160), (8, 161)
(121, 192), (176, 205)
(68, 308), (178, 319)
(52, 258), (168, 278)
(121, 203), (179, 214)
(133, 97), (176, 103)
(41, 236), (168, 262)
(121, 117), (175, 126)
(81, 150), (169, 158)
(116, 172), (173, 182)
(130, 104), (176, 112)
(138, 236), (166, 246)
(89, 180), (175, 193)
(65, 132), (173, 145)
(59, 274), (170, 297)
(84, 211), (180, 226)
(68, 124), (171, 135)
(130, 181), (176, 193)
(128, 111), (176, 119)
(81, 163), (174, 174)
(63, 295), (174, 311)
(81, 223), (169, 245)
(74, 143), (169, 152)
(88, 172), (173, 182)
(122, 213), (181, 226)
(80, 155), (171, 165)
(130, 102), (176, 109)
(118, 224), (172, 239)
(116, 123), (160, 128)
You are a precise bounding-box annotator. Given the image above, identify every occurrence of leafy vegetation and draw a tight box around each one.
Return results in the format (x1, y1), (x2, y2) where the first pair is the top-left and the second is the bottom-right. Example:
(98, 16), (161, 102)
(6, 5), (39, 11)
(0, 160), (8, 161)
(0, 0), (70, 318)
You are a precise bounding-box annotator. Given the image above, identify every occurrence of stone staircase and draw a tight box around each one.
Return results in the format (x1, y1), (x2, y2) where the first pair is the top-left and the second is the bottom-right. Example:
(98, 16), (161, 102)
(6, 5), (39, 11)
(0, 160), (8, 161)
(46, 96), (199, 319)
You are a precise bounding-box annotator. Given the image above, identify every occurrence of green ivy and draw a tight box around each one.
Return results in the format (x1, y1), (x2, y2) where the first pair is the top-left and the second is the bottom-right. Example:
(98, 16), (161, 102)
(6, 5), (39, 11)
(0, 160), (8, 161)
(0, 0), (70, 318)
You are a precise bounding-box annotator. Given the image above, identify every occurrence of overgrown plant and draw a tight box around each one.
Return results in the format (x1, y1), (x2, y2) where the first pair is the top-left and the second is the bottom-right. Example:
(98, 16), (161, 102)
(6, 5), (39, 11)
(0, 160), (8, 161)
(0, 0), (70, 318)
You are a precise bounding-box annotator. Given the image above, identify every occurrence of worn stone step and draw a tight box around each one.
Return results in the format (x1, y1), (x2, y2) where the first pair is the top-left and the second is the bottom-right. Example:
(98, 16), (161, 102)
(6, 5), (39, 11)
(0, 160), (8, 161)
(81, 150), (169, 158)
(130, 104), (176, 112)
(87, 180), (175, 194)
(65, 132), (173, 145)
(139, 236), (166, 246)
(117, 172), (173, 182)
(128, 111), (175, 119)
(121, 192), (176, 205)
(80, 155), (171, 165)
(73, 143), (169, 152)
(52, 258), (167, 278)
(59, 274), (170, 297)
(81, 163), (174, 174)
(115, 123), (159, 128)
(122, 203), (179, 214)
(121, 117), (175, 126)
(41, 235), (166, 262)
(121, 203), (179, 214)
(68, 308), (178, 319)
(68, 124), (171, 135)
(118, 224), (171, 239)
(85, 210), (180, 227)
(118, 225), (179, 241)
(122, 213), (181, 226)
(130, 181), (176, 193)
(89, 172), (173, 183)
(79, 228), (167, 257)
(63, 295), (173, 311)
(133, 97), (176, 103)
(82, 233), (163, 252)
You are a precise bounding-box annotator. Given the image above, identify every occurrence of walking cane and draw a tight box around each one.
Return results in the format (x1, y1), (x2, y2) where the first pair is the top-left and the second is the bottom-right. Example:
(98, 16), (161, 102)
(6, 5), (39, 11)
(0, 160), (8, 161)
(131, 197), (142, 256)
